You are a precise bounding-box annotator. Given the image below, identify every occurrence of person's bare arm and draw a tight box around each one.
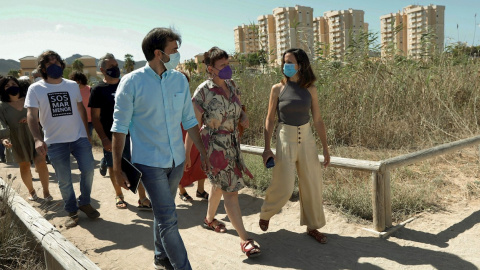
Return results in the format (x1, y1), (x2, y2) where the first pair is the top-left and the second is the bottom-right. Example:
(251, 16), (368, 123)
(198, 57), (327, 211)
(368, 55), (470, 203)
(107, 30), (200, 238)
(77, 102), (91, 141)
(262, 83), (281, 164)
(27, 107), (47, 156)
(308, 86), (330, 167)
(91, 108), (112, 151)
(112, 132), (129, 189)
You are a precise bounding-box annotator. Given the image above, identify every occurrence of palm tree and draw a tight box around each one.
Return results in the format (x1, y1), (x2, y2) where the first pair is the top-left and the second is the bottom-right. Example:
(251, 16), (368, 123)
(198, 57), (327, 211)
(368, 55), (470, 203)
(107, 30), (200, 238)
(7, 69), (20, 78)
(72, 59), (84, 72)
(184, 59), (197, 75)
(124, 54), (135, 74)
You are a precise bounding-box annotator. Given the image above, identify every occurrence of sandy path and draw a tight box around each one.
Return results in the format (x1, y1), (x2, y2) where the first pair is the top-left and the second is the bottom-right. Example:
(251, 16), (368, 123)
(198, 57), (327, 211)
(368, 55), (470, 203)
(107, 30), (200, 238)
(1, 147), (479, 270)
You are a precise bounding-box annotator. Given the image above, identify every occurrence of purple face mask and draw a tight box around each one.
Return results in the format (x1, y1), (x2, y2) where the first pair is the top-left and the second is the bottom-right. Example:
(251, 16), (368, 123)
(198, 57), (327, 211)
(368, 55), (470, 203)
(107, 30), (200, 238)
(216, 65), (232, 80)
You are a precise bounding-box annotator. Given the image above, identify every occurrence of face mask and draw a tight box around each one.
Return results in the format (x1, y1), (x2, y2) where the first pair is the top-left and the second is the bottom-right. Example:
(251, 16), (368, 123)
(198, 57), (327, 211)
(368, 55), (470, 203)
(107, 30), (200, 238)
(215, 65), (232, 80)
(46, 64), (63, 79)
(106, 66), (121, 78)
(160, 50), (180, 70)
(34, 77), (42, 82)
(283, 63), (298, 78)
(6, 86), (20, 96)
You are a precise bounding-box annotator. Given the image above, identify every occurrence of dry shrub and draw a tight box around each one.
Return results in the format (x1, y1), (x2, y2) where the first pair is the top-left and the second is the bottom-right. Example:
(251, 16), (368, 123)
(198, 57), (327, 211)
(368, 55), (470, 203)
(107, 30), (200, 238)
(0, 179), (44, 270)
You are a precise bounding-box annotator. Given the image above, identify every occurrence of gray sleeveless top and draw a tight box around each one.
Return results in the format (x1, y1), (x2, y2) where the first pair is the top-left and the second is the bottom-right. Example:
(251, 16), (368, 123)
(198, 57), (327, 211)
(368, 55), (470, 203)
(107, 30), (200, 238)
(277, 81), (311, 126)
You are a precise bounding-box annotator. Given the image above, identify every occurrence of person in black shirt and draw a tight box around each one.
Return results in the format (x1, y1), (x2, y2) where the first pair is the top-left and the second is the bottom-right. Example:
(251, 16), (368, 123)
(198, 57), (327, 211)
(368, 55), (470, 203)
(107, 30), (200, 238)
(89, 53), (151, 210)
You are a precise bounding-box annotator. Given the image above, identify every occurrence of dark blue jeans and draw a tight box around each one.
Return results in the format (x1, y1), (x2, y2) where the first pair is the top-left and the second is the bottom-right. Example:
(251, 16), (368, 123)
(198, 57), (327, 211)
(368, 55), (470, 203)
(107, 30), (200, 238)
(135, 162), (191, 270)
(47, 137), (95, 213)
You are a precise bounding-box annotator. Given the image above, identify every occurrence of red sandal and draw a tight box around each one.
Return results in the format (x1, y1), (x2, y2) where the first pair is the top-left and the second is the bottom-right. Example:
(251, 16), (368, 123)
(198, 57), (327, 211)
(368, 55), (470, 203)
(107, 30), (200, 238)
(307, 229), (328, 244)
(241, 239), (261, 258)
(259, 219), (269, 231)
(203, 217), (226, 233)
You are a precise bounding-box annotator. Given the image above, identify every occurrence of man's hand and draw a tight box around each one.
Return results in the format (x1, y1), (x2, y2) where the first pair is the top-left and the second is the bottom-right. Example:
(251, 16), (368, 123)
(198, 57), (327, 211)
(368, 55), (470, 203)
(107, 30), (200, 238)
(184, 155), (192, 170)
(113, 168), (130, 190)
(34, 139), (47, 156)
(102, 138), (112, 152)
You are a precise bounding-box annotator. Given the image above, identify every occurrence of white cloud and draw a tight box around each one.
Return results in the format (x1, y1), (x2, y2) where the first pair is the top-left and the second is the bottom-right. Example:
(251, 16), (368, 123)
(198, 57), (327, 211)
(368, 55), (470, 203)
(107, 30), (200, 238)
(55, 24), (63, 32)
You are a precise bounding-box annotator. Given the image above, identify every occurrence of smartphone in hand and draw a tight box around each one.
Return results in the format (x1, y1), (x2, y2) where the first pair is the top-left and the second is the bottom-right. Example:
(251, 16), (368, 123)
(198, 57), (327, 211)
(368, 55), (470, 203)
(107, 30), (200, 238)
(266, 157), (275, 168)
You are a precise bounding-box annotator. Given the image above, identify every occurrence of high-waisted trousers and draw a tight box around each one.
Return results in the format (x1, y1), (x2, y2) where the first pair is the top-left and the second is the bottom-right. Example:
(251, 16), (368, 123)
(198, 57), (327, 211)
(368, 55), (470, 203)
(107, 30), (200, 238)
(260, 122), (326, 229)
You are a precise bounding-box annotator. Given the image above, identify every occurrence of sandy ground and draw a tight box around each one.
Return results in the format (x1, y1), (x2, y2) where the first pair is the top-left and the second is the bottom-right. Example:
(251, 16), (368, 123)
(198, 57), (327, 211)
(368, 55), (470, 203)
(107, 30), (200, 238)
(1, 147), (480, 270)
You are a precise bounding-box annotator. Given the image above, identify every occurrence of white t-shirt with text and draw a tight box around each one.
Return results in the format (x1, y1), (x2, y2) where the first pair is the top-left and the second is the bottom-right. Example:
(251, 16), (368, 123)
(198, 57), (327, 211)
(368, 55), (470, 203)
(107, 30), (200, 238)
(25, 79), (87, 144)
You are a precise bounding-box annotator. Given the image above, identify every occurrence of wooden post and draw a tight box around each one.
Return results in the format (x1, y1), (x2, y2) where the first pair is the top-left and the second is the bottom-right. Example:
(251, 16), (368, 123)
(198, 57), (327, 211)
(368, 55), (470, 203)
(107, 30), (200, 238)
(372, 171), (385, 232)
(384, 170), (392, 228)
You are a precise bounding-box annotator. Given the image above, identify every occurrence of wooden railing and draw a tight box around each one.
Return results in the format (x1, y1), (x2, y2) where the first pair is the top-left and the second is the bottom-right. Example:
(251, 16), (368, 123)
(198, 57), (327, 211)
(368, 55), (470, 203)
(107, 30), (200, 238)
(0, 177), (100, 270)
(241, 135), (480, 232)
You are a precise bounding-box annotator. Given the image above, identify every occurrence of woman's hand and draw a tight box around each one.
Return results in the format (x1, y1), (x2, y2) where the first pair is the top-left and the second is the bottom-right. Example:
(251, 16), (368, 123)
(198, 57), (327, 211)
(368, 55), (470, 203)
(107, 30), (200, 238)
(262, 149), (275, 165)
(322, 148), (330, 168)
(2, 139), (12, 148)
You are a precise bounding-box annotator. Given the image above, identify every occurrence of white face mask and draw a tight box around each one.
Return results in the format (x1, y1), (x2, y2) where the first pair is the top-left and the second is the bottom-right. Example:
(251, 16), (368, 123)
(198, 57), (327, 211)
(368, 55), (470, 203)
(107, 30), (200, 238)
(160, 50), (180, 70)
(34, 77), (42, 82)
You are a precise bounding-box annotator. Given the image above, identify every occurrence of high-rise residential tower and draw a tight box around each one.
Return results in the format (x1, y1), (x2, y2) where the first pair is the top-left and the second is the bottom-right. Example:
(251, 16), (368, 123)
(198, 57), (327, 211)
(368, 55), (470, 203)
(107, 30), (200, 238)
(380, 4), (445, 58)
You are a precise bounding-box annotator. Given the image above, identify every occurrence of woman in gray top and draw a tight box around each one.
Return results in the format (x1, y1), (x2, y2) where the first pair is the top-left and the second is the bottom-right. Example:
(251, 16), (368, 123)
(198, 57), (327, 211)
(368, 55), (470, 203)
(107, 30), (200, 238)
(259, 48), (331, 243)
(0, 76), (51, 201)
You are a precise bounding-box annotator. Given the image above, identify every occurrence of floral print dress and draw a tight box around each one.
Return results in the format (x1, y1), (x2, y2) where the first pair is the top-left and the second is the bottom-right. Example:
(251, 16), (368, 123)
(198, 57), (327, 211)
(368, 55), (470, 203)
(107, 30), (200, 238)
(192, 79), (253, 192)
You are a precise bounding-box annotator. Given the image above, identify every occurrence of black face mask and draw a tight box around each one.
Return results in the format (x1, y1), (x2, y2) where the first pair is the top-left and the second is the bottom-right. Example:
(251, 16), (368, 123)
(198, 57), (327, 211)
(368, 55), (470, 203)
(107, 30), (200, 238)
(106, 66), (120, 78)
(6, 86), (20, 96)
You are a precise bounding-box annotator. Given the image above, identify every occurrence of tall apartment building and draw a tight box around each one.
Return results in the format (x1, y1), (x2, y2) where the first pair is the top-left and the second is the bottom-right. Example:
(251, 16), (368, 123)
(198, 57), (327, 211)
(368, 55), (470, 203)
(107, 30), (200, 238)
(272, 5), (314, 64)
(233, 24), (260, 55)
(380, 4), (445, 58)
(257, 14), (277, 63)
(314, 9), (368, 59)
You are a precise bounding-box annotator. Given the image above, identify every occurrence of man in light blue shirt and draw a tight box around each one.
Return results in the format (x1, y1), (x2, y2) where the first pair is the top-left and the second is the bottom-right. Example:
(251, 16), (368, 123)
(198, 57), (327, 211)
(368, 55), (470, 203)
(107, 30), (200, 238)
(111, 27), (210, 270)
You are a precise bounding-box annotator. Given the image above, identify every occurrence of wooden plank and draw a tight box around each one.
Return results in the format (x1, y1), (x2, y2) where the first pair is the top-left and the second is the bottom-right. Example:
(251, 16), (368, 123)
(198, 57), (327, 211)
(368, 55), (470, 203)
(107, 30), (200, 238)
(372, 171), (385, 232)
(382, 135), (480, 170)
(384, 170), (392, 228)
(241, 144), (381, 172)
(0, 177), (100, 270)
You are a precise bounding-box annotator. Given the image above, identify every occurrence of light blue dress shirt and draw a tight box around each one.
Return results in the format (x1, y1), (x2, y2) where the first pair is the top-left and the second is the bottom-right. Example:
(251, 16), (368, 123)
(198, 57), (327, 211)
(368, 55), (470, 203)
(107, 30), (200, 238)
(111, 63), (198, 168)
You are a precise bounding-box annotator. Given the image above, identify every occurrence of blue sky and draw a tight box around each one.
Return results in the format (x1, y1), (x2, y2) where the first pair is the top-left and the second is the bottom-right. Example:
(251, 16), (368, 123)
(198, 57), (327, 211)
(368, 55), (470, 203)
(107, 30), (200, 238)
(1, 0), (479, 62)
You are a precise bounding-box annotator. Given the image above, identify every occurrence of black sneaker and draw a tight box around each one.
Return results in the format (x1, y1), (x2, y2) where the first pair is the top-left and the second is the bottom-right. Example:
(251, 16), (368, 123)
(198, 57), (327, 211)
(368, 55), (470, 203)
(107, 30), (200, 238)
(99, 157), (107, 176)
(154, 256), (173, 270)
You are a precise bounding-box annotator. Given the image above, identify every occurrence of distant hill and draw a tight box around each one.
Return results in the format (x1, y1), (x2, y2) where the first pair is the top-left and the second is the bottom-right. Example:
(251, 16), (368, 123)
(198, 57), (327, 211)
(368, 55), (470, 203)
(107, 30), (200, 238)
(0, 59), (21, 76)
(0, 54), (146, 76)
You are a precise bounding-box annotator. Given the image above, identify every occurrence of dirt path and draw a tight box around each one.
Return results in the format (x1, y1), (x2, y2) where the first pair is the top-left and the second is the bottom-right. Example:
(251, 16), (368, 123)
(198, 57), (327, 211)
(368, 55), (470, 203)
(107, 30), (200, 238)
(1, 148), (480, 270)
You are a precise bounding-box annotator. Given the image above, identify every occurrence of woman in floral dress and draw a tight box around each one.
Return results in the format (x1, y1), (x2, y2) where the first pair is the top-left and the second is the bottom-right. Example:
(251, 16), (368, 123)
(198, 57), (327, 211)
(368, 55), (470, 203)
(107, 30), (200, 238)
(0, 76), (51, 201)
(185, 47), (260, 258)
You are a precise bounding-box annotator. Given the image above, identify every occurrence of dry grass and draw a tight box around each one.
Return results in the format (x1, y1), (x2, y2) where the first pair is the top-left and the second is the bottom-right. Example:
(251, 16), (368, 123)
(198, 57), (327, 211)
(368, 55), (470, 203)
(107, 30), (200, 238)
(0, 176), (44, 270)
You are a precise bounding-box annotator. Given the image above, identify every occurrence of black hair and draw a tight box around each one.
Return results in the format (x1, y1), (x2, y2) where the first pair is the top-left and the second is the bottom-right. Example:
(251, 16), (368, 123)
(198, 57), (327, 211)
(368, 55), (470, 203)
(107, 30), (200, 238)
(142, 27), (182, 61)
(203, 47), (229, 69)
(0, 76), (25, 102)
(281, 48), (316, 88)
(69, 71), (88, 85)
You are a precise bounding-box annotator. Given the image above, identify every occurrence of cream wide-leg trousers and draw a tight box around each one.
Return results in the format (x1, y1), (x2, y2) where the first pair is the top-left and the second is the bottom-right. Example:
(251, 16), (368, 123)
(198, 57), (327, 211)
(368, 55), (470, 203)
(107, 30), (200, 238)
(260, 122), (326, 229)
